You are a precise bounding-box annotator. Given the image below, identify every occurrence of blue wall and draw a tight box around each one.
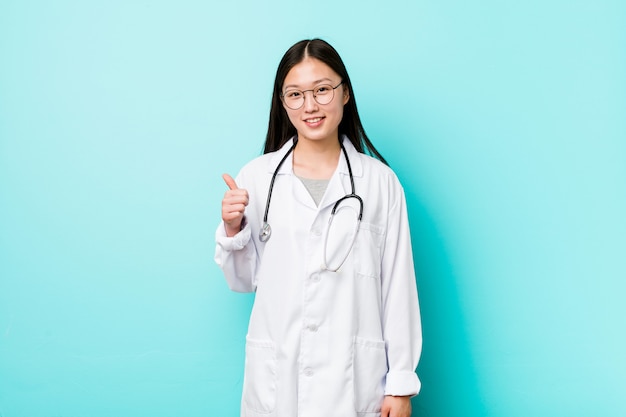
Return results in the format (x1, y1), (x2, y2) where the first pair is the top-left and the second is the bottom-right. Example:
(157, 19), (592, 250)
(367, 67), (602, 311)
(1, 1), (625, 416)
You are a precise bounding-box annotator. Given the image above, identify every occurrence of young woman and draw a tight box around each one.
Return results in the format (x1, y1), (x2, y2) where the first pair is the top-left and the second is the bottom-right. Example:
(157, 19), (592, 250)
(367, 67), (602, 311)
(216, 39), (422, 417)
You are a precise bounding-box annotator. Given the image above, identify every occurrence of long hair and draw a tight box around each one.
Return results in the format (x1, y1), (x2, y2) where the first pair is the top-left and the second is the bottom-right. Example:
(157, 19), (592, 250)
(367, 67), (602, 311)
(263, 39), (387, 165)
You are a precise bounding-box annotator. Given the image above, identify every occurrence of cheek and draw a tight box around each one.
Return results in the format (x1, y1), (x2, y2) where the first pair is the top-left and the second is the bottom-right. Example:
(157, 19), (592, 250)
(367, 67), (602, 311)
(283, 107), (299, 125)
(335, 104), (345, 122)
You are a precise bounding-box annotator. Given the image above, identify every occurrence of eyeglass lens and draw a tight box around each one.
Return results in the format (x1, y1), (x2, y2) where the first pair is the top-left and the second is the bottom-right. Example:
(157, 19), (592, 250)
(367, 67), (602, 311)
(282, 84), (338, 110)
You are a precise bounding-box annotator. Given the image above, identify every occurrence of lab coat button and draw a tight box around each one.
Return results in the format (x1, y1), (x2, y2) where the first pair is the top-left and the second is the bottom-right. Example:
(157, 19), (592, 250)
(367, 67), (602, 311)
(308, 324), (318, 332)
(303, 367), (314, 377)
(311, 274), (320, 282)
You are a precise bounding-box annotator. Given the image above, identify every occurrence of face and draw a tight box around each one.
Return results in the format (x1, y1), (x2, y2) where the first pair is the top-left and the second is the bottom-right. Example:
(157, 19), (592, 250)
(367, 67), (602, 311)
(281, 57), (349, 145)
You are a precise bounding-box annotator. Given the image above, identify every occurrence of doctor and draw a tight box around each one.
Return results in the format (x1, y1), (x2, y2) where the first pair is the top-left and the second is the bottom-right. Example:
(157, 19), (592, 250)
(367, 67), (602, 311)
(215, 39), (422, 417)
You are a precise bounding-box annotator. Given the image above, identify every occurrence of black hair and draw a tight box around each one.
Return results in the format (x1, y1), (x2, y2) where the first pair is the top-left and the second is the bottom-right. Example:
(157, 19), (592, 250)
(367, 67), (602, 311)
(263, 38), (387, 165)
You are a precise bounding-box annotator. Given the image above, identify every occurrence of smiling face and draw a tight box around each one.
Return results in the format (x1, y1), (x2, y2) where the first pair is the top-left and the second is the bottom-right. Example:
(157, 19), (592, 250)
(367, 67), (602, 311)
(281, 57), (349, 146)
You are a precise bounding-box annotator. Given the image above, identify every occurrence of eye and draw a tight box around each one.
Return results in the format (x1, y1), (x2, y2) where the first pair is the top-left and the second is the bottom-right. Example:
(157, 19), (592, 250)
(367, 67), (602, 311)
(284, 90), (302, 99)
(315, 85), (331, 94)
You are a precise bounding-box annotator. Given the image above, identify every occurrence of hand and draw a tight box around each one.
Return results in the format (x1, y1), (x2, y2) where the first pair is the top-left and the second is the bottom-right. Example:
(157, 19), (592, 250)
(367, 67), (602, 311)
(221, 173), (249, 237)
(381, 395), (412, 417)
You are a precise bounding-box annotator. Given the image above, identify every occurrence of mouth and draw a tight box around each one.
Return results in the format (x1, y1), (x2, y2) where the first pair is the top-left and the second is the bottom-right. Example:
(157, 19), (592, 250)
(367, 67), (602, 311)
(304, 117), (324, 125)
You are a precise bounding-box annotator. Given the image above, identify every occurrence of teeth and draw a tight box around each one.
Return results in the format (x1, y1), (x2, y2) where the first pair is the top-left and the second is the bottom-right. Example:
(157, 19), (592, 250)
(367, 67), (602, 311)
(306, 118), (322, 123)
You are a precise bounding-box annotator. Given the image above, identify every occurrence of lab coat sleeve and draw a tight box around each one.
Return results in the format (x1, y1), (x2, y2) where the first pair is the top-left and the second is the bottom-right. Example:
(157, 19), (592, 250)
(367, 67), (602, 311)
(215, 218), (258, 293)
(381, 178), (423, 396)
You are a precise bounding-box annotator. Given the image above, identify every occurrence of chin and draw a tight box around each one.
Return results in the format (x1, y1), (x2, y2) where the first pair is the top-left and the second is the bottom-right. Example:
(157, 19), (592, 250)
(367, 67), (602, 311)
(298, 127), (338, 142)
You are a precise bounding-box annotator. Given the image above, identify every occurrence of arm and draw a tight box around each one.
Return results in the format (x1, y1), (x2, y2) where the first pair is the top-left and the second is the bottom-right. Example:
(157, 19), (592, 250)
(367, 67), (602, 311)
(214, 173), (259, 293)
(380, 178), (423, 397)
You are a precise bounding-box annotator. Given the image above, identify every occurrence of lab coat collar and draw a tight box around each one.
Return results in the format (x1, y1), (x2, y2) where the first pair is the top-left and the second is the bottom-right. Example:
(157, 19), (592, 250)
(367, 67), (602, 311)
(265, 135), (364, 178)
(267, 137), (297, 175)
(319, 136), (364, 210)
(338, 135), (364, 178)
(264, 135), (364, 210)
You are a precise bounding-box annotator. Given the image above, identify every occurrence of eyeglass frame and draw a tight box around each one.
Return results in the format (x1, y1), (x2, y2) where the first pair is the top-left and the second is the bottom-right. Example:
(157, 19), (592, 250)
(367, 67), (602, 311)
(280, 81), (344, 110)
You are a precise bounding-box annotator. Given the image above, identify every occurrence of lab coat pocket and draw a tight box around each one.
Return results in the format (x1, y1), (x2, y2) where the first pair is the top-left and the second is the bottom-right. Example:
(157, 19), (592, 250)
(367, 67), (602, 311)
(353, 336), (388, 414)
(243, 337), (277, 415)
(354, 222), (384, 279)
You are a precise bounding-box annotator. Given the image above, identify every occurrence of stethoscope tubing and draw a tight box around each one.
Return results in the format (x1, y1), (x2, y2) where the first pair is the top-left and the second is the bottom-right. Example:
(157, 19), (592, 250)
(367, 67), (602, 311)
(259, 141), (296, 242)
(259, 137), (363, 248)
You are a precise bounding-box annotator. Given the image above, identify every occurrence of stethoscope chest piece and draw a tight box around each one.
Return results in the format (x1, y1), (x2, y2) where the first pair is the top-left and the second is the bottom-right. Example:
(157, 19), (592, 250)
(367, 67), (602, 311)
(259, 222), (272, 242)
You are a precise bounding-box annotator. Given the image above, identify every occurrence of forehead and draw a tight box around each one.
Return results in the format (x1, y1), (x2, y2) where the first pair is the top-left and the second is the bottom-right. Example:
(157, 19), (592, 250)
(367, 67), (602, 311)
(283, 57), (340, 89)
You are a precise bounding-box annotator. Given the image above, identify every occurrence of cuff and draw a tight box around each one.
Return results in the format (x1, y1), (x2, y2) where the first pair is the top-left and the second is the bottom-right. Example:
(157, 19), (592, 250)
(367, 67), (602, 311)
(384, 371), (421, 397)
(215, 220), (251, 251)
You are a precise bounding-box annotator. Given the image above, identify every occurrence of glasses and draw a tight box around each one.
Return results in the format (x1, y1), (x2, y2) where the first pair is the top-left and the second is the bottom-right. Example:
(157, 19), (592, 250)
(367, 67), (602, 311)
(281, 81), (343, 110)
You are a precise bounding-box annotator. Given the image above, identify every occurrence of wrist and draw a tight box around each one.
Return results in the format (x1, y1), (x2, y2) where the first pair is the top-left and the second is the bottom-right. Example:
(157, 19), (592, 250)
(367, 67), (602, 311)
(224, 217), (246, 237)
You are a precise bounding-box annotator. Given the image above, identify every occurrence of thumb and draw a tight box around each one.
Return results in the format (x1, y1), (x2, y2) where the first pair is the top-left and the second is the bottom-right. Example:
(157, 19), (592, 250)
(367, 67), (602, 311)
(222, 173), (239, 190)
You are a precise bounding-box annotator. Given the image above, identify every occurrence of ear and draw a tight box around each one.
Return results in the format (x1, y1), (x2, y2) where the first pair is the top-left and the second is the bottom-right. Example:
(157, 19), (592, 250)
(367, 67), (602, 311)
(342, 86), (350, 105)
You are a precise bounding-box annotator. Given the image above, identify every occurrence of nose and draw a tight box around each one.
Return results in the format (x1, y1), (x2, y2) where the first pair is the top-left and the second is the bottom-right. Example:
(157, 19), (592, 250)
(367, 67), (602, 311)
(302, 90), (318, 112)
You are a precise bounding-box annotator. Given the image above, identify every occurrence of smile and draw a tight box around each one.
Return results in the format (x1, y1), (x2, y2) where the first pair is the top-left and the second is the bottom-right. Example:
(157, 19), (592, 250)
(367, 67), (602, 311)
(304, 117), (324, 123)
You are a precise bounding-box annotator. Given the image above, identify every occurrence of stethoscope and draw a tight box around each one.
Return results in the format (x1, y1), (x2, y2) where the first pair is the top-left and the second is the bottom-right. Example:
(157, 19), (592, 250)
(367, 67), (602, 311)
(259, 138), (363, 270)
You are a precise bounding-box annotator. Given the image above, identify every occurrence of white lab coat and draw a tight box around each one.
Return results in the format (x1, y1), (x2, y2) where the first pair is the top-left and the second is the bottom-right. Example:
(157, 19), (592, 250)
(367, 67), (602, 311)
(215, 136), (422, 417)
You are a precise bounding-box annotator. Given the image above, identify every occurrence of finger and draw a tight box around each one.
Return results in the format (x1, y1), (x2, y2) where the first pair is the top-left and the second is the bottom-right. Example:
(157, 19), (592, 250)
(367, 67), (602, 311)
(223, 203), (246, 216)
(222, 173), (239, 190)
(222, 210), (244, 222)
(223, 191), (249, 207)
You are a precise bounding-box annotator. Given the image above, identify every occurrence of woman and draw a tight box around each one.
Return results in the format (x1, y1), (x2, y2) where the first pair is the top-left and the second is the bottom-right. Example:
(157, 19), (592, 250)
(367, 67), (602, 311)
(215, 39), (422, 417)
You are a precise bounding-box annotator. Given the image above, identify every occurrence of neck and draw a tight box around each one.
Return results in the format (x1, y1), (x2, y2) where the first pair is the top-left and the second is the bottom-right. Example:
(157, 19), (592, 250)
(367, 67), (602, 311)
(293, 136), (341, 180)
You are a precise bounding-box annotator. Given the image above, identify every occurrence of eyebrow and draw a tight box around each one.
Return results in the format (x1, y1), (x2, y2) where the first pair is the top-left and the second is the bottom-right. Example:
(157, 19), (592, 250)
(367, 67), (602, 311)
(283, 78), (334, 90)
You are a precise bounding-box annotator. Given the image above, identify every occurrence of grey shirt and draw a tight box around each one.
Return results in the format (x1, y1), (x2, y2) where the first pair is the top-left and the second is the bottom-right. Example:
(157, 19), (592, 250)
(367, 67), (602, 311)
(297, 176), (330, 207)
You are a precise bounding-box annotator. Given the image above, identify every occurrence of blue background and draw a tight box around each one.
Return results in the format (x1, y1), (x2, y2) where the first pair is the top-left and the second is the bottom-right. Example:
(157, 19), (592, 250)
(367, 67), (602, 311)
(1, 1), (625, 416)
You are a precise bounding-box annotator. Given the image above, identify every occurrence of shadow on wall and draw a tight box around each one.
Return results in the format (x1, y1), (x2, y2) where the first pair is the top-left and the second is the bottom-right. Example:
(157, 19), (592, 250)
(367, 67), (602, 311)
(406, 190), (487, 417)
(378, 124), (487, 416)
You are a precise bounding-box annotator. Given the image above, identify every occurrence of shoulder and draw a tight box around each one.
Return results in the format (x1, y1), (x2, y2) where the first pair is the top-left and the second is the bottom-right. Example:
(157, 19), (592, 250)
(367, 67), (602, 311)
(358, 153), (402, 186)
(235, 140), (294, 188)
(341, 136), (399, 183)
(355, 153), (407, 211)
(234, 153), (272, 189)
(240, 139), (295, 173)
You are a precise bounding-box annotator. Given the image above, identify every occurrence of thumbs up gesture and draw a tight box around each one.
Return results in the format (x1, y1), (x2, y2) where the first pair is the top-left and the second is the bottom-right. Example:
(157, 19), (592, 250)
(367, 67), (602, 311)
(221, 174), (249, 237)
